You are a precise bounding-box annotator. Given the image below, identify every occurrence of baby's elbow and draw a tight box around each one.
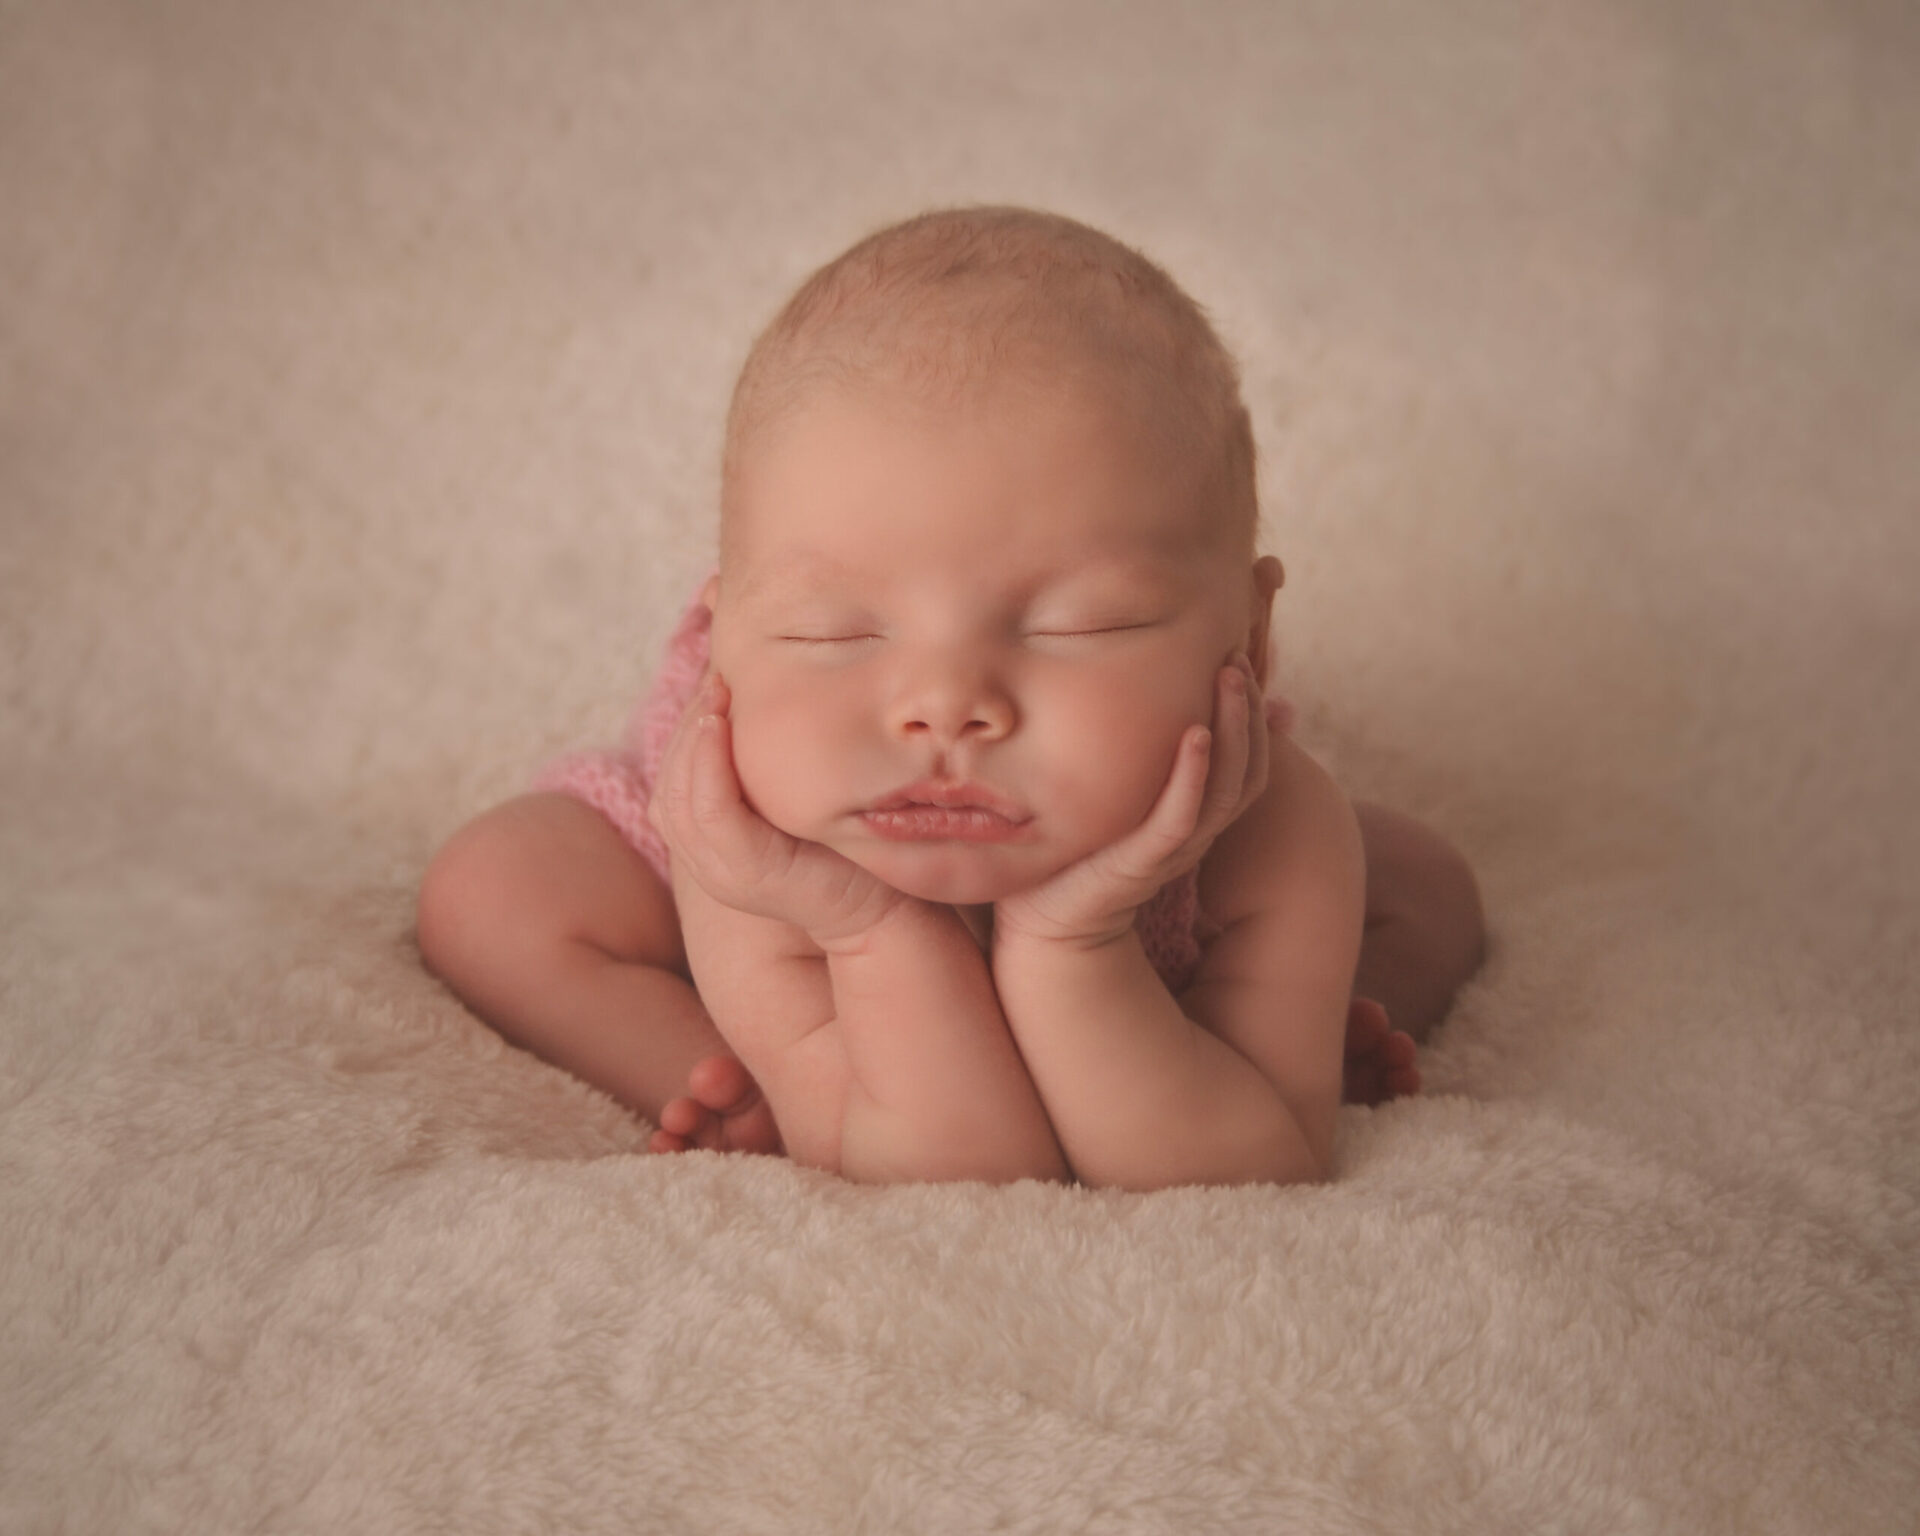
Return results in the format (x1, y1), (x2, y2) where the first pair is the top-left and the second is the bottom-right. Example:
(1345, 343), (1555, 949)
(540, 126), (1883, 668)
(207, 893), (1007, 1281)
(1213, 1082), (1336, 1182)
(1209, 1079), (1334, 1188)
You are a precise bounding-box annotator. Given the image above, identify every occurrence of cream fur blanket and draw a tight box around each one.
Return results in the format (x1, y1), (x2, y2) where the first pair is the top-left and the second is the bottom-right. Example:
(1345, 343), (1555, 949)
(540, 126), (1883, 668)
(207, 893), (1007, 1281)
(4, 3), (1916, 1531)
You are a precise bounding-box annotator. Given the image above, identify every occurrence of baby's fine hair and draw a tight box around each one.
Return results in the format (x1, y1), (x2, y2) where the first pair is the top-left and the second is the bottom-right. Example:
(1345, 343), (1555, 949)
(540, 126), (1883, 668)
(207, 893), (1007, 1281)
(722, 206), (1258, 547)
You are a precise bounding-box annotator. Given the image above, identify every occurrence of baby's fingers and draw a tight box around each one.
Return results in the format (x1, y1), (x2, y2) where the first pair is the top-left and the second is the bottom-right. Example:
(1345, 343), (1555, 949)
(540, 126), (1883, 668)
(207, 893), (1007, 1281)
(1232, 653), (1271, 814)
(682, 709), (788, 875)
(1118, 723), (1216, 874)
(1194, 656), (1262, 838)
(1129, 659), (1263, 864)
(652, 678), (770, 863)
(686, 705), (741, 829)
(650, 674), (724, 827)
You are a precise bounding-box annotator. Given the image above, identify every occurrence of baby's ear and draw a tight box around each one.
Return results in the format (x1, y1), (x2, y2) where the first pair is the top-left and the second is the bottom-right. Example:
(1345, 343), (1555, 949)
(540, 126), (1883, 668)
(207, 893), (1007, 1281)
(1245, 556), (1285, 687)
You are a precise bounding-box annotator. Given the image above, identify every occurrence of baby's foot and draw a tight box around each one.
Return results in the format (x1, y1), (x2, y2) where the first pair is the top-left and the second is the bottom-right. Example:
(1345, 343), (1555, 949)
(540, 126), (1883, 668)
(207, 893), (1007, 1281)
(1342, 997), (1422, 1106)
(649, 1054), (784, 1157)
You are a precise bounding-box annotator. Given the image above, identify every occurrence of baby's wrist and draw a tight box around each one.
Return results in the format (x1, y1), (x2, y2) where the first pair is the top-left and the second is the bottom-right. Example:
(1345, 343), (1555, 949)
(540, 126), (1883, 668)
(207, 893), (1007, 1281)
(807, 884), (935, 957)
(991, 908), (1139, 962)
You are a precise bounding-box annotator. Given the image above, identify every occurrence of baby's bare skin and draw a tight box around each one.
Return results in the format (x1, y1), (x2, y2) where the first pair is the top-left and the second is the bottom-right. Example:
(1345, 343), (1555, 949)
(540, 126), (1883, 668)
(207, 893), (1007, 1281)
(654, 998), (1419, 1156)
(420, 787), (1457, 1166)
(653, 1055), (780, 1156)
(417, 207), (1485, 1186)
(641, 659), (1457, 1182)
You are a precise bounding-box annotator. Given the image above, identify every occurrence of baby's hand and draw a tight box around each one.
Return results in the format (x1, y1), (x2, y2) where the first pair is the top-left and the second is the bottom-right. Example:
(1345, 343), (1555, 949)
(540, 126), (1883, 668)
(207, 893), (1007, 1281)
(649, 674), (905, 947)
(995, 654), (1269, 949)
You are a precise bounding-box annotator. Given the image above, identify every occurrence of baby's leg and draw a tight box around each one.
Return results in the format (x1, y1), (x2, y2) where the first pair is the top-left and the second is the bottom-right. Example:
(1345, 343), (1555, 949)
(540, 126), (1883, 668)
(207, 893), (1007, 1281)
(416, 793), (774, 1152)
(1352, 802), (1487, 1044)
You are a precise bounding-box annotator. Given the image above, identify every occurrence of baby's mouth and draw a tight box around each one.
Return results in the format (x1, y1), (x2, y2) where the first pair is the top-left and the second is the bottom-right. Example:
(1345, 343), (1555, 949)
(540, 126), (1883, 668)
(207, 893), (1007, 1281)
(860, 779), (1034, 844)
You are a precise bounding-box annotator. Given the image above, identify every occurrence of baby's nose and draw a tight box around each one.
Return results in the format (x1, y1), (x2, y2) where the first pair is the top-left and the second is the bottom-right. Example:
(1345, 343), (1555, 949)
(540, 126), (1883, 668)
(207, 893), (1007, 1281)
(888, 666), (1016, 745)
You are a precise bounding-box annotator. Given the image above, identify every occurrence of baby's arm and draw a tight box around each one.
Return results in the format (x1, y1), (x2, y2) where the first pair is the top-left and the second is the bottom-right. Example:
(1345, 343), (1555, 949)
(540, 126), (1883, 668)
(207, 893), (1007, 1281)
(992, 665), (1361, 1189)
(654, 678), (1066, 1184)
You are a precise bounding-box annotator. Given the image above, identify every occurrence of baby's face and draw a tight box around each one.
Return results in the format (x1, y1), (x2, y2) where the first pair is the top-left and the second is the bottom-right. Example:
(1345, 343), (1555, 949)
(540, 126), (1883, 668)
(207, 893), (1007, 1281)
(709, 378), (1265, 906)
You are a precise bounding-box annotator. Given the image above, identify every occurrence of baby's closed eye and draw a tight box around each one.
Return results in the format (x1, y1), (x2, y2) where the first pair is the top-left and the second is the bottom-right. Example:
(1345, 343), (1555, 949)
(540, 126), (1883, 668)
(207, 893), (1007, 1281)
(769, 608), (884, 646)
(1023, 618), (1164, 644)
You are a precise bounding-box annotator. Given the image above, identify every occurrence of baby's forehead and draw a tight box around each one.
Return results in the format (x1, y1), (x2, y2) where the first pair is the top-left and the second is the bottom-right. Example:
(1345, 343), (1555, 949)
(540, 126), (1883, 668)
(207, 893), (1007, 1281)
(722, 382), (1235, 578)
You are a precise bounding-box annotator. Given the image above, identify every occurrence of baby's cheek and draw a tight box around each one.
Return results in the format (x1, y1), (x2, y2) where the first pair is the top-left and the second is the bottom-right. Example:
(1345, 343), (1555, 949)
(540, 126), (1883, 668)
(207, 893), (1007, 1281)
(726, 690), (834, 837)
(1039, 691), (1196, 844)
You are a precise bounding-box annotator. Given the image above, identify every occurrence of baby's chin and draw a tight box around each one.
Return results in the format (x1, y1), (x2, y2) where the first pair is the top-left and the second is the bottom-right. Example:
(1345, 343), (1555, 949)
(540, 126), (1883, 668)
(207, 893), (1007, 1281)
(840, 842), (1070, 908)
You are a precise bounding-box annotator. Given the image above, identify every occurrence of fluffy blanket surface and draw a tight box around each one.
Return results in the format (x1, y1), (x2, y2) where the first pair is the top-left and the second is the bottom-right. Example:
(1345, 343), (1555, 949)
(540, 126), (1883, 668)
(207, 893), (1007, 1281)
(4, 2), (1915, 1531)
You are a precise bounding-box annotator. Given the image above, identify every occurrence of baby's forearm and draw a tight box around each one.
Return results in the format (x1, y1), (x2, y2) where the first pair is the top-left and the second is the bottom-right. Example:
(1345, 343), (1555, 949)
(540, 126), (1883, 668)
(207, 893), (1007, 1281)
(821, 903), (1066, 1185)
(992, 932), (1324, 1190)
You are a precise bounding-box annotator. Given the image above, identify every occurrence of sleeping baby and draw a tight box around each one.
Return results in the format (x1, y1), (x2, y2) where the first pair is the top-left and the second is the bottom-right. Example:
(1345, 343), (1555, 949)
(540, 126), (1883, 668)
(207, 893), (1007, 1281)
(416, 207), (1485, 1189)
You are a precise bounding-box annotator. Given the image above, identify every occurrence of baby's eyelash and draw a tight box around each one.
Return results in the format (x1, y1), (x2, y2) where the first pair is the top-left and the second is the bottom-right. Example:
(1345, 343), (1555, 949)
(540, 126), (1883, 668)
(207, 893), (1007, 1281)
(1028, 622), (1154, 639)
(775, 622), (1157, 644)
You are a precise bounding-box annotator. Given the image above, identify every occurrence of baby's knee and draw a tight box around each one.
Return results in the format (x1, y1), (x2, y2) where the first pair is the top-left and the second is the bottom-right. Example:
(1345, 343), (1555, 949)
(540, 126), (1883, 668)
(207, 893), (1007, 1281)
(1426, 836), (1486, 985)
(416, 807), (534, 989)
(417, 793), (684, 992)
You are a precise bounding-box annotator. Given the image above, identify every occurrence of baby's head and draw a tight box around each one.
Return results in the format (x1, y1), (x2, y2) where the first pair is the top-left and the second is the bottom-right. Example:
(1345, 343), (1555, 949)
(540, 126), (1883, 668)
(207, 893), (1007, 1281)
(721, 206), (1258, 560)
(707, 207), (1284, 903)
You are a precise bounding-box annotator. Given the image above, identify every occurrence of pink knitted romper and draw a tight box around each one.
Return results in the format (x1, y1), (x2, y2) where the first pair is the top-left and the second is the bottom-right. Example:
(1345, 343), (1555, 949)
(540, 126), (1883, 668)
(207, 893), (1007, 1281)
(537, 586), (1291, 994)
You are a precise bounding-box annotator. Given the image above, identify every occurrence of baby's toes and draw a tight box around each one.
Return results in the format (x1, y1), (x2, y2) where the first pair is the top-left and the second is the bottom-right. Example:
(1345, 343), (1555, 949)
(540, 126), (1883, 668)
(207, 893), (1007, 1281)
(1380, 1029), (1418, 1069)
(655, 1094), (716, 1149)
(1344, 997), (1392, 1057)
(1340, 1001), (1423, 1106)
(687, 1054), (758, 1114)
(1343, 1059), (1387, 1107)
(688, 1056), (782, 1156)
(1377, 1030), (1422, 1101)
(658, 1094), (703, 1136)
